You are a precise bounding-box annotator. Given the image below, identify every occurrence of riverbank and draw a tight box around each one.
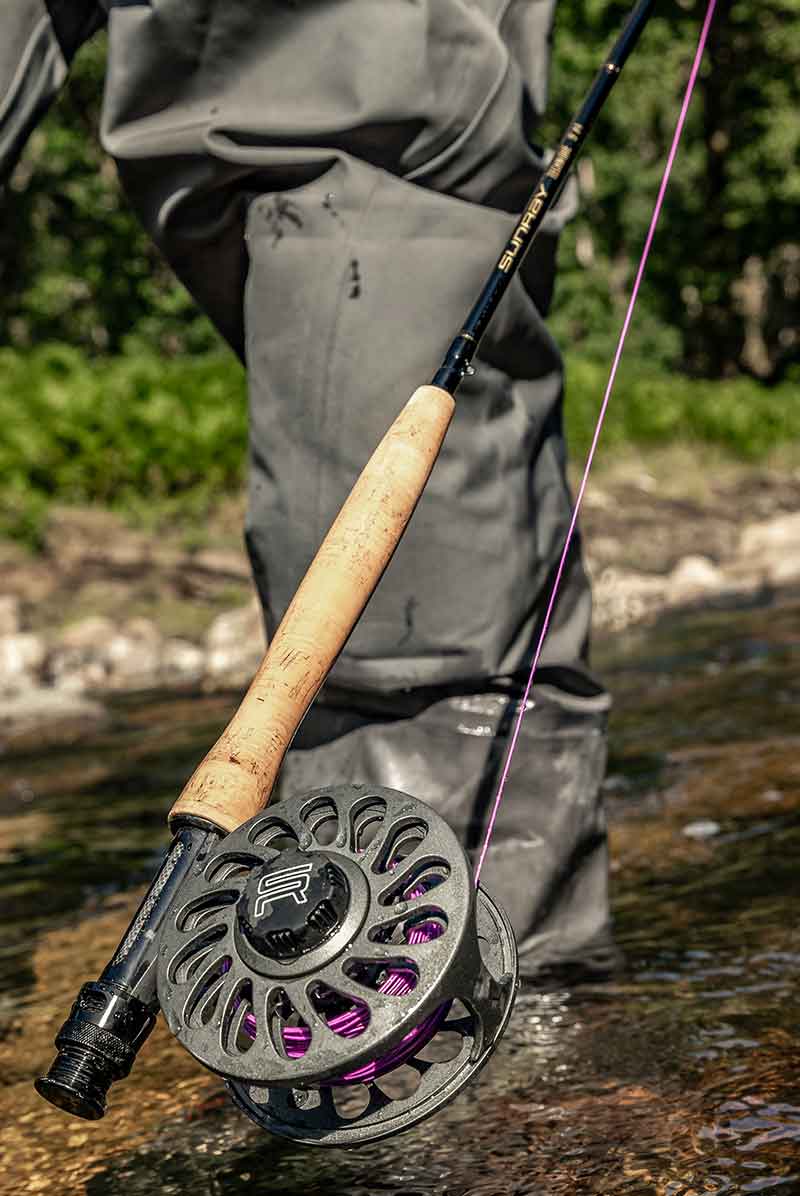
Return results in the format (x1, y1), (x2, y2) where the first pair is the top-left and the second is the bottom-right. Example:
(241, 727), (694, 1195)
(1, 445), (799, 746)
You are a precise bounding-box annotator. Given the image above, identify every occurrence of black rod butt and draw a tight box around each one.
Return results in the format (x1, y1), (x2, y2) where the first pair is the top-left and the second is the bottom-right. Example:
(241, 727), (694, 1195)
(35, 1048), (109, 1120)
(34, 981), (156, 1121)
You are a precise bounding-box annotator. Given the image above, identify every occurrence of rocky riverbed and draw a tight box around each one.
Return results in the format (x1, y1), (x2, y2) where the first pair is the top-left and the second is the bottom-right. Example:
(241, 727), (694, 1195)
(1, 575), (798, 1195)
(2, 451), (800, 746)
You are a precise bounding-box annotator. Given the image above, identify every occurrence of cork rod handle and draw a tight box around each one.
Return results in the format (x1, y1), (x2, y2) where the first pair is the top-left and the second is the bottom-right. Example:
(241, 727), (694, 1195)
(169, 385), (455, 832)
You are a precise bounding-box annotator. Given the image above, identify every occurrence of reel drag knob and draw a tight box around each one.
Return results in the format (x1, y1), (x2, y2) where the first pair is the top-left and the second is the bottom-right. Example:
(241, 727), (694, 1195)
(236, 851), (350, 962)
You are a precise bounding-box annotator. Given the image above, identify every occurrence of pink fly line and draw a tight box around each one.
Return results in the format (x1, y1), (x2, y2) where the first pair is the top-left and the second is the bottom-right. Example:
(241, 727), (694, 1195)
(475, 0), (720, 885)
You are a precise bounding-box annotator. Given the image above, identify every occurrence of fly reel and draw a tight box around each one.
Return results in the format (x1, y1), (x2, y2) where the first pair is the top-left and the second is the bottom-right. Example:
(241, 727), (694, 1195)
(156, 784), (517, 1144)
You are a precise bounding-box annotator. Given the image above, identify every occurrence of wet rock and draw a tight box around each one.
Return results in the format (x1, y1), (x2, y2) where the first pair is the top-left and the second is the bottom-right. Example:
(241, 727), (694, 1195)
(57, 615), (117, 650)
(48, 616), (115, 692)
(587, 535), (623, 567)
(205, 598), (266, 683)
(189, 549), (252, 580)
(161, 638), (206, 684)
(602, 773), (634, 793)
(583, 487), (612, 511)
(738, 513), (800, 584)
(592, 567), (667, 632)
(682, 818), (721, 840)
(47, 615), (163, 692)
(0, 595), (20, 637)
(0, 633), (47, 694)
(44, 507), (149, 572)
(122, 616), (162, 647)
(49, 655), (108, 694)
(768, 553), (800, 586)
(0, 686), (108, 751)
(103, 618), (163, 689)
(667, 554), (725, 602)
(738, 511), (800, 555)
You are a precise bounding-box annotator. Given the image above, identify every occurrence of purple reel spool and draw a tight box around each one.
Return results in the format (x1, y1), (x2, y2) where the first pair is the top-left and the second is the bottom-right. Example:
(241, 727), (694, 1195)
(157, 783), (517, 1145)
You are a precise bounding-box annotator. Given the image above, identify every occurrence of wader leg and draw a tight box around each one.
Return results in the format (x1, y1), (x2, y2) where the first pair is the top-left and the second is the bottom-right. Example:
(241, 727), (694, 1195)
(242, 155), (612, 978)
(273, 683), (613, 978)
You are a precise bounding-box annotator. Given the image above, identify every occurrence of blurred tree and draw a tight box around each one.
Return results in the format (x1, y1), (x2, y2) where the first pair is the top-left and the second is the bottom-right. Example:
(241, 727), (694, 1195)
(0, 35), (220, 358)
(543, 0), (800, 379)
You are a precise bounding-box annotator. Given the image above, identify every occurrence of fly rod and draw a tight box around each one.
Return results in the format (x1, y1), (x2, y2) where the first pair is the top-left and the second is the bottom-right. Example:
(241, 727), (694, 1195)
(36, 0), (657, 1145)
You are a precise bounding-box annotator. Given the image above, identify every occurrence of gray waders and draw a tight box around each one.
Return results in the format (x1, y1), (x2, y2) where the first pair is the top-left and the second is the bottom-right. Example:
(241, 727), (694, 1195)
(2, 0), (614, 975)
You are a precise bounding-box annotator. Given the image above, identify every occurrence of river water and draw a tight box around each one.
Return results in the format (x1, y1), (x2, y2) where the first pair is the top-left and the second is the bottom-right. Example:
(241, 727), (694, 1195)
(1, 589), (798, 1195)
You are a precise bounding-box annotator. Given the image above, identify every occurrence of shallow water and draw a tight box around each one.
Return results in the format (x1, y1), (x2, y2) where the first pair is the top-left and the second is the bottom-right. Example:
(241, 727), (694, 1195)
(1, 591), (798, 1195)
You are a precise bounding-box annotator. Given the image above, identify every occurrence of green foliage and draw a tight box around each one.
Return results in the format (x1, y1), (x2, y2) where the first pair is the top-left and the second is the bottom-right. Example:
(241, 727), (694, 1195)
(2, 344), (797, 550)
(0, 35), (221, 357)
(0, 346), (247, 546)
(564, 352), (800, 460)
(542, 0), (800, 378)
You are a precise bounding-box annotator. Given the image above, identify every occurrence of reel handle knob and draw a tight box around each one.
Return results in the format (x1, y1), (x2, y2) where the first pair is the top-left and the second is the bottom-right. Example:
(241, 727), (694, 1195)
(169, 385), (454, 833)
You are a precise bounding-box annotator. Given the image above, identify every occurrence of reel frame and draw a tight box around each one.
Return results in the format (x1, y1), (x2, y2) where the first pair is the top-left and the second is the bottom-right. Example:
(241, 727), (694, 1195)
(155, 785), (517, 1144)
(226, 881), (517, 1146)
(37, 785), (517, 1146)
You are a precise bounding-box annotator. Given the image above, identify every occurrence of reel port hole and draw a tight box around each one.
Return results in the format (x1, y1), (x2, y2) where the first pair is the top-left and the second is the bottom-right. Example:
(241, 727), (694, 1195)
(374, 1062), (422, 1102)
(374, 819), (429, 874)
(379, 860), (451, 907)
(247, 816), (299, 854)
(222, 978), (256, 1056)
(168, 924), (227, 985)
(266, 988), (311, 1060)
(330, 1084), (371, 1119)
(177, 889), (239, 933)
(342, 957), (419, 996)
(308, 982), (371, 1039)
(204, 853), (262, 885)
(415, 1021), (466, 1065)
(367, 909), (447, 947)
(299, 795), (340, 846)
(184, 954), (232, 1027)
(349, 796), (388, 853)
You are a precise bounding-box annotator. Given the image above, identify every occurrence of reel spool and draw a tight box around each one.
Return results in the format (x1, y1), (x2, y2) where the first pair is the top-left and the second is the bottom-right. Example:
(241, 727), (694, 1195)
(156, 783), (517, 1144)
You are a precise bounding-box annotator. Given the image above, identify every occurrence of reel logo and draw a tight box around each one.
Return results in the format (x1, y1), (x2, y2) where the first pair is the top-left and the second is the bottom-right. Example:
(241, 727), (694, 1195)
(253, 862), (314, 916)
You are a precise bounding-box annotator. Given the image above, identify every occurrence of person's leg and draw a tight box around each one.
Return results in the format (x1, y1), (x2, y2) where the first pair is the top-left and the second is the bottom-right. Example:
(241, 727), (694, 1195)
(242, 158), (589, 689)
(273, 677), (612, 978)
(241, 106), (610, 979)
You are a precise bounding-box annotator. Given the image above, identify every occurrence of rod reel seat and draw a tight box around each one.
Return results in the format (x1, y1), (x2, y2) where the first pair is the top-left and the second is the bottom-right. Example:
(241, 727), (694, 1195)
(156, 783), (517, 1144)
